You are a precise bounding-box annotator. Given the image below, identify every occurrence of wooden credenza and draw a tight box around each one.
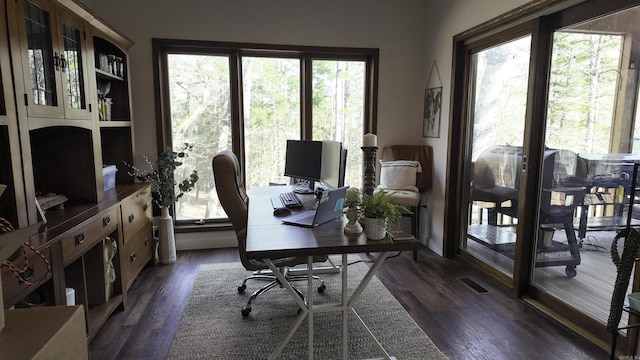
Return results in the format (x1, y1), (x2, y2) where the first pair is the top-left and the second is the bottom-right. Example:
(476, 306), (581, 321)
(1, 184), (153, 341)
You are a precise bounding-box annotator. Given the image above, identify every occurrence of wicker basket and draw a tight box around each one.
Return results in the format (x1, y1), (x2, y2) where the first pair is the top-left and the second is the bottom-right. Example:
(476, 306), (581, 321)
(364, 217), (388, 240)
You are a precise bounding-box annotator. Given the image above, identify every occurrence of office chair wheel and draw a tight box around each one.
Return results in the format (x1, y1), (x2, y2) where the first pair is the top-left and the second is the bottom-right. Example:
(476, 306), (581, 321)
(565, 266), (577, 278)
(241, 306), (251, 316)
(238, 284), (246, 293)
(317, 284), (326, 293)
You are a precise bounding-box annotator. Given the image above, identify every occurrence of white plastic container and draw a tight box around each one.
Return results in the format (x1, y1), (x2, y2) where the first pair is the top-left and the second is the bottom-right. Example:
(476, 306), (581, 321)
(628, 292), (640, 311)
(103, 165), (118, 191)
(65, 287), (75, 306)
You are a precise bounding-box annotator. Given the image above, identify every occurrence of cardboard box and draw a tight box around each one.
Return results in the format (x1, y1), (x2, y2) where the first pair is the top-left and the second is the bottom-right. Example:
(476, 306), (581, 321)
(0, 306), (88, 359)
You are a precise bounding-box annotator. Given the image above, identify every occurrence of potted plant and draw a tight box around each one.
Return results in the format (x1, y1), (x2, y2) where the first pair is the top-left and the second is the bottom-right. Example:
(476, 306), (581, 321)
(361, 190), (410, 240)
(126, 143), (199, 264)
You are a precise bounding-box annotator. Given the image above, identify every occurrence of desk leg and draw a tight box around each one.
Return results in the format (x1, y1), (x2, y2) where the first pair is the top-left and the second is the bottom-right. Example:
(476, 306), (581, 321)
(264, 259), (309, 360)
(308, 256), (314, 360)
(342, 253), (349, 359)
(265, 253), (393, 359)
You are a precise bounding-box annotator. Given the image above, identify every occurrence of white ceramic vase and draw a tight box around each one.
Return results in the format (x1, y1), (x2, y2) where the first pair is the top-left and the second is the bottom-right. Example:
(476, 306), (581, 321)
(158, 207), (177, 264)
(364, 217), (388, 240)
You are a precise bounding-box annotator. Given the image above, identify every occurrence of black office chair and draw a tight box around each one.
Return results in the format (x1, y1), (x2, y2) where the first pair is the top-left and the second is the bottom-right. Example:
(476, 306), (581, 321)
(212, 150), (327, 316)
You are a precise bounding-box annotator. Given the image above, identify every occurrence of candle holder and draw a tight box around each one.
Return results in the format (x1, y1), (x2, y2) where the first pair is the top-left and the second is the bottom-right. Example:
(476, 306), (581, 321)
(362, 146), (377, 196)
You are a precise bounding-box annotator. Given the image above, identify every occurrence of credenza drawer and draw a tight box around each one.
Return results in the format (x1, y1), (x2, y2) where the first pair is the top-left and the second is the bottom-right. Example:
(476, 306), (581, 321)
(60, 207), (119, 266)
(1, 246), (52, 307)
(121, 186), (152, 242)
(121, 222), (153, 291)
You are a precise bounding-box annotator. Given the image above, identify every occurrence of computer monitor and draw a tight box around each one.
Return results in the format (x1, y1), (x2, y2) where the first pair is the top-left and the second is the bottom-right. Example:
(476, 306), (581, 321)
(319, 140), (343, 189)
(284, 140), (323, 189)
(283, 140), (345, 190)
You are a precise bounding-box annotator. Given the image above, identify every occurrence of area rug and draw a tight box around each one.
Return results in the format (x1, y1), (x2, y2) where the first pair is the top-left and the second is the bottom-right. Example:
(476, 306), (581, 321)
(168, 258), (448, 360)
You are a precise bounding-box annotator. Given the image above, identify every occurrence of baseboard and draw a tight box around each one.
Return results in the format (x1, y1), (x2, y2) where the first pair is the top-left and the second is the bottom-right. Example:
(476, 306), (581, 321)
(175, 230), (237, 250)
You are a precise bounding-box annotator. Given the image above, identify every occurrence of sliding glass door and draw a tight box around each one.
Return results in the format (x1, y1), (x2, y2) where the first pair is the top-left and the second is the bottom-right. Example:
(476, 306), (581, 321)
(450, 0), (640, 352)
(463, 33), (531, 279)
(531, 6), (640, 347)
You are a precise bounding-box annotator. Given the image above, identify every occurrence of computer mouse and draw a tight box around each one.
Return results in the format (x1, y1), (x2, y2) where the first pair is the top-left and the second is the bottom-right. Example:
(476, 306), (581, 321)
(273, 207), (291, 217)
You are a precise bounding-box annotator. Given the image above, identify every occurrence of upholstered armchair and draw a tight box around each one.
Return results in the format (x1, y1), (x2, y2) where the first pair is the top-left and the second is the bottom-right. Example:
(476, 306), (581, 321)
(376, 145), (433, 259)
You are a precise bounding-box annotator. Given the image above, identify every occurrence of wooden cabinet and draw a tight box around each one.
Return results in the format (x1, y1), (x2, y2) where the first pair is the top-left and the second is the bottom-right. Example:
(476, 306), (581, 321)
(119, 186), (153, 292)
(0, 0), (27, 229)
(1, 184), (152, 341)
(0, 0), (149, 344)
(121, 186), (151, 243)
(9, 0), (91, 121)
(59, 207), (118, 266)
(1, 246), (53, 307)
(3, 0), (136, 226)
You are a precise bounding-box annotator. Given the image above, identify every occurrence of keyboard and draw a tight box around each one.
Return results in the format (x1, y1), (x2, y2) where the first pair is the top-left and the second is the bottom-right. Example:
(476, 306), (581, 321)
(279, 192), (303, 208)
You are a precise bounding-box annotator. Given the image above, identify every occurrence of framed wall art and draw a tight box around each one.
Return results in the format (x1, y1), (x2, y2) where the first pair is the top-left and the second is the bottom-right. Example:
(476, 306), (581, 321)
(423, 86), (442, 138)
(423, 61), (442, 138)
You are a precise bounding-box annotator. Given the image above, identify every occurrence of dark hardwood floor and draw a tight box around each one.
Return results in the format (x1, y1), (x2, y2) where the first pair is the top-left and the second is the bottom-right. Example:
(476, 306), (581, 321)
(89, 248), (608, 359)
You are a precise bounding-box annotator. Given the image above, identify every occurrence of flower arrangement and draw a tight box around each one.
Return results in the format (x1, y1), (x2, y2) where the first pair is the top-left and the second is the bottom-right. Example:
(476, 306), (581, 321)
(125, 143), (199, 209)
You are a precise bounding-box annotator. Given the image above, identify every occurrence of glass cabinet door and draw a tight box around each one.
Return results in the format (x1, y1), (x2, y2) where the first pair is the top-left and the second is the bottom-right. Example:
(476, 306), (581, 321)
(56, 8), (89, 119)
(21, 0), (62, 118)
(17, 0), (89, 120)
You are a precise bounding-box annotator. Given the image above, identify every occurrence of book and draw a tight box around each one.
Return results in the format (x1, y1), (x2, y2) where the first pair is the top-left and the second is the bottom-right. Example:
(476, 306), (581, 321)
(390, 226), (415, 240)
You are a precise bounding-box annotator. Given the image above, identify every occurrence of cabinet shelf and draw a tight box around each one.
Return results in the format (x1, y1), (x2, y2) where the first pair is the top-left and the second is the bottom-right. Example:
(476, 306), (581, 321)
(98, 120), (131, 127)
(95, 68), (124, 82)
(87, 293), (123, 340)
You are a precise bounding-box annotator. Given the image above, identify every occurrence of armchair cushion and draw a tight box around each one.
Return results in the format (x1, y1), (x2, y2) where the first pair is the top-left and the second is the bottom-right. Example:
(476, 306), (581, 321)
(377, 160), (422, 192)
(377, 188), (421, 207)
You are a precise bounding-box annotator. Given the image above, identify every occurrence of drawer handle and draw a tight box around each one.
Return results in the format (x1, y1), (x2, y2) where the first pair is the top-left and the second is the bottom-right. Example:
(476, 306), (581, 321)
(128, 214), (135, 223)
(130, 252), (136, 262)
(143, 203), (148, 211)
(144, 238), (150, 246)
(20, 265), (35, 282)
(103, 215), (111, 227)
(75, 233), (85, 245)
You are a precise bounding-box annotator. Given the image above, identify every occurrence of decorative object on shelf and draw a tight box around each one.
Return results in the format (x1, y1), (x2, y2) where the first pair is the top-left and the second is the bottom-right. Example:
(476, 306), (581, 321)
(125, 143), (199, 264)
(362, 133), (378, 196)
(0, 222), (43, 332)
(361, 190), (410, 240)
(423, 61), (442, 138)
(344, 187), (363, 234)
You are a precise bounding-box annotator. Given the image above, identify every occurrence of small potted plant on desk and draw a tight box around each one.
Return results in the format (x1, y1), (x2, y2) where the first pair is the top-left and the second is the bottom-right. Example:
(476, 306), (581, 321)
(361, 190), (410, 240)
(126, 143), (199, 264)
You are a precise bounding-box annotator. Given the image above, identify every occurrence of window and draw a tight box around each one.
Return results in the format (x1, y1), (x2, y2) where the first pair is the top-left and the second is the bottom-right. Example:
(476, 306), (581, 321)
(153, 40), (378, 224)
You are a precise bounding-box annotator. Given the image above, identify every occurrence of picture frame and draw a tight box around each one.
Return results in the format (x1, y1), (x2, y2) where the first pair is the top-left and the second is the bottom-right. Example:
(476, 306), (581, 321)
(423, 86), (442, 138)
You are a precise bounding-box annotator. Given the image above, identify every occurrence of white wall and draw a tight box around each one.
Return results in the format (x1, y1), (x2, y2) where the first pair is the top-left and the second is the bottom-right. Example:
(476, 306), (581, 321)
(81, 0), (530, 255)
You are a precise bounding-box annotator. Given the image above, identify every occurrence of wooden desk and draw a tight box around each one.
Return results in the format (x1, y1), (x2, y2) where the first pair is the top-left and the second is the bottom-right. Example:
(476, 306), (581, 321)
(246, 186), (421, 359)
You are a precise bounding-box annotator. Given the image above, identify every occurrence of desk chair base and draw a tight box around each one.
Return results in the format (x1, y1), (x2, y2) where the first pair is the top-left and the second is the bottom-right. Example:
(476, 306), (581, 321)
(238, 270), (326, 317)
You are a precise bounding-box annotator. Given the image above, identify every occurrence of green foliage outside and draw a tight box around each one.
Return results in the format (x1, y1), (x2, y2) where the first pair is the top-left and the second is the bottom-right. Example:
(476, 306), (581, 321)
(166, 54), (366, 221)
(471, 31), (622, 160)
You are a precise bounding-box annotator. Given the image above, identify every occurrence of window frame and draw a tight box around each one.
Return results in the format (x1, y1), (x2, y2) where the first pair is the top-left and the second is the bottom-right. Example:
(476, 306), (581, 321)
(151, 39), (379, 228)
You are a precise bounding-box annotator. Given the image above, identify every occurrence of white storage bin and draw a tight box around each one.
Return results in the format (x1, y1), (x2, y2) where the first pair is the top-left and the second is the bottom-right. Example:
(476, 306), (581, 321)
(103, 165), (118, 191)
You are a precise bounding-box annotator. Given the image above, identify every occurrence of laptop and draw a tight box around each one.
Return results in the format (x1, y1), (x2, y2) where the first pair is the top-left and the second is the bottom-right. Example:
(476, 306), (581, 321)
(281, 186), (348, 227)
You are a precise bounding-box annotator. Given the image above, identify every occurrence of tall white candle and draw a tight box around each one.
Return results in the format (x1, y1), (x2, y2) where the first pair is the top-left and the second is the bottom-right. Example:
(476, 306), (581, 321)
(363, 133), (377, 147)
